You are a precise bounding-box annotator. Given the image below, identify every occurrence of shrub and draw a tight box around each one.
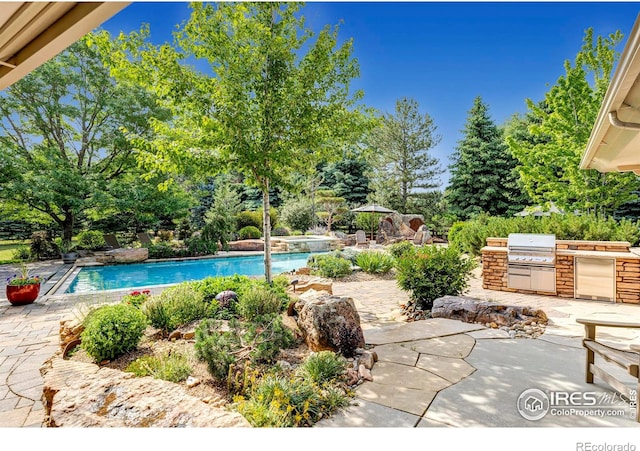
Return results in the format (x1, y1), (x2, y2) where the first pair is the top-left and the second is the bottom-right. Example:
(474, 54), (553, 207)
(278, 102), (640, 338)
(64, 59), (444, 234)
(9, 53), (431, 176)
(447, 213), (640, 257)
(191, 274), (255, 304)
(30, 231), (58, 260)
(355, 250), (395, 274)
(236, 208), (278, 231)
(121, 289), (151, 308)
(307, 254), (352, 278)
(233, 372), (350, 427)
(177, 218), (193, 240)
(76, 230), (106, 250)
(387, 240), (416, 259)
(81, 303), (148, 362)
(238, 226), (261, 240)
(395, 245), (476, 311)
(157, 230), (174, 242)
(194, 319), (238, 380)
(184, 236), (217, 256)
(295, 351), (347, 385)
(279, 198), (315, 232)
(195, 316), (294, 381)
(237, 286), (285, 322)
(11, 246), (31, 261)
(272, 227), (290, 236)
(142, 283), (215, 334)
(125, 352), (192, 382)
(145, 243), (179, 259)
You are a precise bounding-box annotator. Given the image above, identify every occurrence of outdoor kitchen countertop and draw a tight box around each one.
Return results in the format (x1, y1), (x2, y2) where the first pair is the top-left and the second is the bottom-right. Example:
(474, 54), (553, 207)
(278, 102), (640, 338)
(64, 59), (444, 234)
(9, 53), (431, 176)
(480, 245), (640, 259)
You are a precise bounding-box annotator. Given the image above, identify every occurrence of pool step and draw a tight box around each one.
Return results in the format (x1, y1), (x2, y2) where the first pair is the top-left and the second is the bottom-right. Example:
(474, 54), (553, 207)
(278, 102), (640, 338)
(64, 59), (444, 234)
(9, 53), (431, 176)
(271, 240), (289, 253)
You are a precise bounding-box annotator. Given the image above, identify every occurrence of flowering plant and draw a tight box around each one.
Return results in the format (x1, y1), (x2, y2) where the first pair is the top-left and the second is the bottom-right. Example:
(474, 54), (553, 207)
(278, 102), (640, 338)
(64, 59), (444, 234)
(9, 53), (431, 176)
(6, 262), (43, 286)
(121, 289), (151, 308)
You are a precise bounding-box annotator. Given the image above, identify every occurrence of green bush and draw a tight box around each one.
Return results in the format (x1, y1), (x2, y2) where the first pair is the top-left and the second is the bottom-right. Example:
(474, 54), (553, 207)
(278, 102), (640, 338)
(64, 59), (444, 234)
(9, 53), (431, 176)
(279, 198), (315, 232)
(121, 290), (151, 308)
(30, 231), (58, 260)
(195, 316), (294, 381)
(395, 245), (476, 311)
(184, 236), (217, 256)
(295, 351), (347, 385)
(125, 352), (192, 382)
(157, 230), (174, 242)
(272, 227), (290, 236)
(81, 303), (148, 362)
(191, 274), (255, 304)
(238, 226), (261, 240)
(233, 371), (350, 427)
(76, 230), (106, 250)
(307, 254), (352, 278)
(236, 208), (279, 231)
(194, 319), (238, 380)
(237, 286), (285, 322)
(145, 242), (179, 259)
(355, 251), (395, 274)
(387, 241), (416, 259)
(11, 246), (31, 261)
(141, 283), (215, 334)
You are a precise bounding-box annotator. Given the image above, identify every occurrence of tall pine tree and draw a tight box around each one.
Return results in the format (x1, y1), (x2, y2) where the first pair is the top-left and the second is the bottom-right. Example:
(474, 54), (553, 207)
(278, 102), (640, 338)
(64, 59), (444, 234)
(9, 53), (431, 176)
(446, 96), (527, 220)
(369, 97), (442, 213)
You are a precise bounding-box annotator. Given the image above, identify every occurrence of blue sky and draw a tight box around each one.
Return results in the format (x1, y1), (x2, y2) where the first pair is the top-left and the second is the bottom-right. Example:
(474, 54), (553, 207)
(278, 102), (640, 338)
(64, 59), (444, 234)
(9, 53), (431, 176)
(101, 1), (640, 188)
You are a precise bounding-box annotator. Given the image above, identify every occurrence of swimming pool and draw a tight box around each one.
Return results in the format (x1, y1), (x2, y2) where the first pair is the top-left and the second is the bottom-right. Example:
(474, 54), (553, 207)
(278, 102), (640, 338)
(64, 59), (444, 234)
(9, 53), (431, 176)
(65, 252), (323, 294)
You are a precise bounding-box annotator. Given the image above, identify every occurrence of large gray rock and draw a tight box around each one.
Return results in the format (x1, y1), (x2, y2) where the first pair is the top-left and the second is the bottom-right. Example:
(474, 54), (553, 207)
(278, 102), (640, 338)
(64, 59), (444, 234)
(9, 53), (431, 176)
(294, 291), (365, 356)
(431, 296), (548, 326)
(41, 358), (251, 427)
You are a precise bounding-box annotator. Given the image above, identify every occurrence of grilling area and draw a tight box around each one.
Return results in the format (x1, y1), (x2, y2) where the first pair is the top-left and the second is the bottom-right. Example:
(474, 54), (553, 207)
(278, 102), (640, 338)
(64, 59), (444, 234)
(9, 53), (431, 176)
(481, 234), (640, 304)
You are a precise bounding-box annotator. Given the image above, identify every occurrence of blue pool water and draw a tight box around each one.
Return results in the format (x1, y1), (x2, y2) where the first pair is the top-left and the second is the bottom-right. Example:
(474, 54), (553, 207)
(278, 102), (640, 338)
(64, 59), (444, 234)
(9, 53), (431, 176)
(66, 252), (323, 294)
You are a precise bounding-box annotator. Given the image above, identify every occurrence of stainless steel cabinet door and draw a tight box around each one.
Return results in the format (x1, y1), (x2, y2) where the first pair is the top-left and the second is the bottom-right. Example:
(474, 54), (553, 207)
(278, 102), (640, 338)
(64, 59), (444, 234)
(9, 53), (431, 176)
(574, 257), (615, 301)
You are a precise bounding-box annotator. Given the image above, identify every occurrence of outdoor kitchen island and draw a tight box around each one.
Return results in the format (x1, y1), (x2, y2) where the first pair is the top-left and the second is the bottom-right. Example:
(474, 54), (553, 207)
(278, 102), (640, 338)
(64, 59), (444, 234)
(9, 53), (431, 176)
(481, 235), (640, 304)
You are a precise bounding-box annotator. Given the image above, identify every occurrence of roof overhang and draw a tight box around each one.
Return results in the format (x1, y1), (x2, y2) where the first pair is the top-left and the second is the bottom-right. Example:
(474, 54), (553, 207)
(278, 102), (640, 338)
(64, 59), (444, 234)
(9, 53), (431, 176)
(0, 2), (130, 91)
(581, 13), (640, 174)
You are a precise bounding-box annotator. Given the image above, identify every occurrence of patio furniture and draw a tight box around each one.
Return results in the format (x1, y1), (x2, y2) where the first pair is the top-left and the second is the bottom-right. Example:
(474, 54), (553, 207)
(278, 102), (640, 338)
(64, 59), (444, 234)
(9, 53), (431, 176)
(355, 230), (369, 248)
(137, 232), (153, 245)
(103, 234), (122, 250)
(576, 317), (640, 422)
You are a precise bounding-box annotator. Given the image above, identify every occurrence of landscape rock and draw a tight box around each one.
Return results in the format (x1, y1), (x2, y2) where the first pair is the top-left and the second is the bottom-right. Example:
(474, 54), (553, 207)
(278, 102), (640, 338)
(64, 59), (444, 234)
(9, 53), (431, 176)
(288, 277), (333, 295)
(59, 319), (84, 351)
(358, 364), (373, 381)
(227, 240), (264, 251)
(293, 292), (365, 357)
(358, 351), (375, 370)
(431, 296), (548, 327)
(41, 358), (251, 428)
(96, 248), (148, 264)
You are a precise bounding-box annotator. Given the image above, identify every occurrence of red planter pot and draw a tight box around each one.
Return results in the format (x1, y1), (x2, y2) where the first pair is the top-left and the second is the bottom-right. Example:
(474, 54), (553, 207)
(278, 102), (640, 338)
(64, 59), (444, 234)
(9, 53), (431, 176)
(6, 283), (41, 306)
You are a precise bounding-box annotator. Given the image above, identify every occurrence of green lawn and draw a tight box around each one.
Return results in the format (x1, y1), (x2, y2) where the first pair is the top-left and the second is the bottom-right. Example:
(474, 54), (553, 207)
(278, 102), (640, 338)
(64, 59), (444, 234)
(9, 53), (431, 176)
(0, 240), (28, 265)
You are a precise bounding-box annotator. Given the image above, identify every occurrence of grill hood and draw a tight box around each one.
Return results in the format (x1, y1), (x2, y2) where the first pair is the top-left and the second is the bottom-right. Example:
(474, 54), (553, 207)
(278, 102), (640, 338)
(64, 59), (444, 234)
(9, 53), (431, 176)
(507, 233), (556, 250)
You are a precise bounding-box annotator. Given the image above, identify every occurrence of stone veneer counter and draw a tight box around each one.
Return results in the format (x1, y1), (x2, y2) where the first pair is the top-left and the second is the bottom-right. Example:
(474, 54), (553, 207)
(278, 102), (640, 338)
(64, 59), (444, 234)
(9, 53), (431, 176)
(480, 238), (640, 304)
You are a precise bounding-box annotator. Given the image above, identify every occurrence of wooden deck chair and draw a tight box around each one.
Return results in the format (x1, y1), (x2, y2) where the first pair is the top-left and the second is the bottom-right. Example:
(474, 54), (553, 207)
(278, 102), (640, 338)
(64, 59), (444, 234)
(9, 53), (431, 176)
(137, 232), (153, 245)
(355, 230), (369, 248)
(103, 234), (121, 250)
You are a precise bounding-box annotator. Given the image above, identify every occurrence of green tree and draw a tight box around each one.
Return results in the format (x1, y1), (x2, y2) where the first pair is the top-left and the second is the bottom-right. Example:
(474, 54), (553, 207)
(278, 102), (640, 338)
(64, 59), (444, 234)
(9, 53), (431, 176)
(507, 28), (638, 215)
(368, 97), (442, 213)
(203, 183), (243, 249)
(320, 155), (371, 207)
(316, 189), (347, 232)
(102, 2), (365, 282)
(0, 34), (168, 242)
(446, 96), (527, 219)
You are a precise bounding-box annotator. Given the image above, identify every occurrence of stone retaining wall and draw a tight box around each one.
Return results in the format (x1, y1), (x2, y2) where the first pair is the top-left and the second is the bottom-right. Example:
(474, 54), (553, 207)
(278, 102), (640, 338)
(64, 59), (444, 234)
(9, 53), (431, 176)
(617, 258), (640, 304)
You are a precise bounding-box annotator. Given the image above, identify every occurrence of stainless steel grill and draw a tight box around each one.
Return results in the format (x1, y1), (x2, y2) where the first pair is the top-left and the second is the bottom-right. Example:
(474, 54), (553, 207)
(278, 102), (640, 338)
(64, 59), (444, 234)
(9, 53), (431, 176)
(507, 233), (556, 292)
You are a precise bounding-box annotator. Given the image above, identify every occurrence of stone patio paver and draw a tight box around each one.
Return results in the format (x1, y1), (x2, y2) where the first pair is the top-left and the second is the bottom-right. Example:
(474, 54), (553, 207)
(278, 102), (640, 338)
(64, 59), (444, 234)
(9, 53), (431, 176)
(370, 361), (452, 391)
(314, 398), (420, 427)
(363, 317), (484, 345)
(355, 382), (437, 416)
(415, 354), (476, 384)
(371, 343), (419, 366)
(402, 334), (477, 358)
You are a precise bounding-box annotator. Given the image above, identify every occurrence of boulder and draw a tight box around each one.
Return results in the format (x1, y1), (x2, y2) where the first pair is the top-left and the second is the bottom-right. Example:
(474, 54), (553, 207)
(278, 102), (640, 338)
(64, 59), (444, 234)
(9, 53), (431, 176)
(41, 358), (251, 428)
(227, 240), (264, 251)
(288, 277), (333, 295)
(96, 248), (148, 264)
(431, 296), (548, 327)
(293, 292), (365, 357)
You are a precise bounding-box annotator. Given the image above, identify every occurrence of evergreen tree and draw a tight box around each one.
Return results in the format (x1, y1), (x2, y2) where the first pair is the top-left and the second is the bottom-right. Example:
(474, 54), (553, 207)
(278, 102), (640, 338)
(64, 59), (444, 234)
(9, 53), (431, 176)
(369, 97), (442, 213)
(446, 96), (527, 220)
(320, 156), (370, 207)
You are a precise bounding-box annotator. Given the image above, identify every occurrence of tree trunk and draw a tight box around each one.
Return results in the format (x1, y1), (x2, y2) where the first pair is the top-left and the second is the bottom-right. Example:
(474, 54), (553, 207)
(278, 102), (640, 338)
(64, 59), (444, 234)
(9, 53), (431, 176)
(263, 180), (272, 284)
(62, 211), (74, 243)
